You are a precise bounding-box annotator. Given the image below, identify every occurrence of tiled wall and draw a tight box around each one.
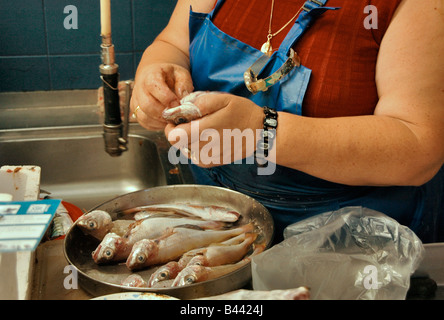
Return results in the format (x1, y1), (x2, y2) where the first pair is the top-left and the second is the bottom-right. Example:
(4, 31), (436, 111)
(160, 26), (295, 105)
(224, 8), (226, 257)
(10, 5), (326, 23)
(0, 0), (176, 92)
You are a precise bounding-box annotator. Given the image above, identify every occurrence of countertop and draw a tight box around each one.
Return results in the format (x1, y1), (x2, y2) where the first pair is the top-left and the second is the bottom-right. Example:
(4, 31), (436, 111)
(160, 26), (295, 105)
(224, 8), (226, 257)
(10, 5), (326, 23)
(31, 237), (444, 300)
(31, 239), (93, 300)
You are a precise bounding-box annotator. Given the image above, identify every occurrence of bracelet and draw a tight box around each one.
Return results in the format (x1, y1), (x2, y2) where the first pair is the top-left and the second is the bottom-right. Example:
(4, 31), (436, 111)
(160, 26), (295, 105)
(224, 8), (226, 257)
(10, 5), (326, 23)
(244, 48), (301, 94)
(255, 106), (278, 167)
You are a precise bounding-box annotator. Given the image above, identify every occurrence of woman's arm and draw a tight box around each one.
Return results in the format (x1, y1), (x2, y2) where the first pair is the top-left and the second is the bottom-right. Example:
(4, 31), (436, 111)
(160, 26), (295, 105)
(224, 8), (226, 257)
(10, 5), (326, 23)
(130, 0), (216, 131)
(274, 0), (444, 186)
(171, 0), (444, 187)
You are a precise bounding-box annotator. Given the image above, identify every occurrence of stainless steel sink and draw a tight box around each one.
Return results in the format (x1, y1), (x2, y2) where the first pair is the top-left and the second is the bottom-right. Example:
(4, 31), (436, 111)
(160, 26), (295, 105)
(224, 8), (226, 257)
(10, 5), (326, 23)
(0, 90), (193, 211)
(0, 125), (193, 211)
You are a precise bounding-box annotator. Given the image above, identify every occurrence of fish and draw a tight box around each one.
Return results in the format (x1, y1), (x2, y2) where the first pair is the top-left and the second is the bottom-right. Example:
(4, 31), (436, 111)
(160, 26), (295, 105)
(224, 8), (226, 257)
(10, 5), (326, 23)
(133, 210), (179, 221)
(177, 233), (247, 269)
(91, 232), (129, 264)
(121, 274), (147, 288)
(76, 210), (113, 240)
(162, 102), (201, 125)
(150, 279), (175, 288)
(123, 216), (228, 244)
(76, 210), (135, 240)
(184, 233), (258, 268)
(91, 216), (227, 264)
(110, 220), (136, 237)
(162, 91), (210, 124)
(117, 206), (187, 220)
(172, 259), (250, 287)
(173, 242), (266, 287)
(147, 261), (182, 288)
(133, 203), (240, 222)
(126, 223), (254, 271)
(76, 210), (135, 241)
(121, 273), (177, 289)
(147, 234), (247, 287)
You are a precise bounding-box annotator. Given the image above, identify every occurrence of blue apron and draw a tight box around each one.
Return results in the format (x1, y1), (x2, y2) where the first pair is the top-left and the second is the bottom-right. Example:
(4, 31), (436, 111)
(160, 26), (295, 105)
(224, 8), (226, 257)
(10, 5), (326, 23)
(187, 0), (444, 243)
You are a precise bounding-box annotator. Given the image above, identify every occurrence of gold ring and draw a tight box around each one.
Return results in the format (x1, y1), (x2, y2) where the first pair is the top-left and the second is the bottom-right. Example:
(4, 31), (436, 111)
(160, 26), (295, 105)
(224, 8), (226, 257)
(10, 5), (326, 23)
(132, 106), (141, 120)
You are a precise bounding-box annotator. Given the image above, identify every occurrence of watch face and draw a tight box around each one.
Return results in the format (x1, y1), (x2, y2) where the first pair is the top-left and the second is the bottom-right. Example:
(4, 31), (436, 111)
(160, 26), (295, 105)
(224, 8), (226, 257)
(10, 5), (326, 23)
(264, 118), (278, 128)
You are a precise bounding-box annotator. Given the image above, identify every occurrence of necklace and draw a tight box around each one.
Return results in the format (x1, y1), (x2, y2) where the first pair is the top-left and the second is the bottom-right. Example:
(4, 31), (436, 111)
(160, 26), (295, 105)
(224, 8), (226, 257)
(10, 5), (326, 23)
(261, 0), (304, 56)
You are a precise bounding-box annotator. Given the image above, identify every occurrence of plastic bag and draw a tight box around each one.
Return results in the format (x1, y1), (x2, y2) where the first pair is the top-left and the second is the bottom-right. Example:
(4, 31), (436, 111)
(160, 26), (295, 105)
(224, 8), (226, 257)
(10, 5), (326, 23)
(251, 206), (425, 300)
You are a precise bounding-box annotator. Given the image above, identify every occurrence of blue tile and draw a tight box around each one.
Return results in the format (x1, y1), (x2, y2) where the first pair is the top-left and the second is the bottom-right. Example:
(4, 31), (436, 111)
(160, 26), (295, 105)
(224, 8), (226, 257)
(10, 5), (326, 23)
(111, 0), (133, 53)
(1, 0), (172, 91)
(49, 54), (102, 89)
(45, 0), (100, 55)
(133, 0), (176, 51)
(49, 53), (134, 90)
(115, 53), (135, 81)
(0, 57), (50, 92)
(0, 0), (47, 55)
(134, 51), (144, 72)
(45, 0), (132, 55)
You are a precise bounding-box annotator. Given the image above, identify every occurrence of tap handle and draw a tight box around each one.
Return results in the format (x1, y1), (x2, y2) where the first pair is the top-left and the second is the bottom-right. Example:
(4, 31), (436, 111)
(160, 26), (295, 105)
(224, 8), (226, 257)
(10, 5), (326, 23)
(121, 81), (132, 144)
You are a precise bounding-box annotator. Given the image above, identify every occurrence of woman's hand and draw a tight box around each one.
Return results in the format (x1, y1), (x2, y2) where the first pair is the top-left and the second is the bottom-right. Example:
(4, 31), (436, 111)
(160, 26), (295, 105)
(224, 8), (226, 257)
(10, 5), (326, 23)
(130, 63), (194, 131)
(165, 92), (264, 167)
(128, 0), (215, 132)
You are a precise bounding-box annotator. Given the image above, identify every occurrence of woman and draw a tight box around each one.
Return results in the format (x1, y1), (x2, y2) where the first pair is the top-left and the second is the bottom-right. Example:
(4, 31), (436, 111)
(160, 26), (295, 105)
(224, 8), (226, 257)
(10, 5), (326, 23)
(130, 0), (444, 243)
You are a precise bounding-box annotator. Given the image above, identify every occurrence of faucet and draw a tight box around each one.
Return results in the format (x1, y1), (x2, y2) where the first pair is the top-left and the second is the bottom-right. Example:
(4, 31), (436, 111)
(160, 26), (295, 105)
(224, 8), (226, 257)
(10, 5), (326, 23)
(100, 35), (130, 157)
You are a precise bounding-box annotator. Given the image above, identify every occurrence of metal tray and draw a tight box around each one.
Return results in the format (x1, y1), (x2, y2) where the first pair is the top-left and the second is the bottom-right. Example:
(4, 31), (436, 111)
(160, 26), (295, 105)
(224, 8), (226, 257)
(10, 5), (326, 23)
(64, 185), (274, 299)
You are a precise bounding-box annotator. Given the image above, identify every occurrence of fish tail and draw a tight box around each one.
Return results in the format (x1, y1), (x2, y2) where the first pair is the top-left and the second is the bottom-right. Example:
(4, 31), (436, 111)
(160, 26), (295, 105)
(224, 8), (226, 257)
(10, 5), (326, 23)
(239, 222), (254, 234)
(175, 224), (205, 231)
(119, 207), (143, 215)
(251, 243), (266, 256)
(244, 232), (258, 244)
(220, 233), (245, 245)
(208, 220), (232, 230)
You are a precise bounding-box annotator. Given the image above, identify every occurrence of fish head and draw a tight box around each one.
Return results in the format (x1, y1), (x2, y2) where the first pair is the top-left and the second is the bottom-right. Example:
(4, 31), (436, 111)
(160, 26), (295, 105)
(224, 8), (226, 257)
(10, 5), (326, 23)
(91, 233), (122, 264)
(172, 265), (206, 287)
(211, 206), (240, 222)
(187, 255), (207, 267)
(77, 210), (113, 239)
(121, 274), (147, 288)
(133, 210), (152, 220)
(162, 102), (202, 125)
(148, 261), (180, 287)
(162, 91), (216, 125)
(126, 239), (158, 271)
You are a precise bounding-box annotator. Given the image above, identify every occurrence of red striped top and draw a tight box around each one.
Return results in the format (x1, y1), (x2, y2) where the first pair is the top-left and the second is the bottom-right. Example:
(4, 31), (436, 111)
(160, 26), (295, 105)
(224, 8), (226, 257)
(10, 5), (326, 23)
(212, 0), (402, 117)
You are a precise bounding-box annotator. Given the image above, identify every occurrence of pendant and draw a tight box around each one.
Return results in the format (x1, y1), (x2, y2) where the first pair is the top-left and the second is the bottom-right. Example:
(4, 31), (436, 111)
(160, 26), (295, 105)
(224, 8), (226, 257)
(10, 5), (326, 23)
(261, 40), (273, 56)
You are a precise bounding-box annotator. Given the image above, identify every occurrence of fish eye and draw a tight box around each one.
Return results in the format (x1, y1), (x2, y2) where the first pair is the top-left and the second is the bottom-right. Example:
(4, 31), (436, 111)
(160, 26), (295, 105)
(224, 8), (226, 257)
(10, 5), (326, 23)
(105, 249), (114, 258)
(137, 255), (146, 263)
(175, 117), (187, 125)
(185, 275), (196, 285)
(159, 271), (169, 280)
(88, 220), (97, 229)
(192, 259), (202, 266)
